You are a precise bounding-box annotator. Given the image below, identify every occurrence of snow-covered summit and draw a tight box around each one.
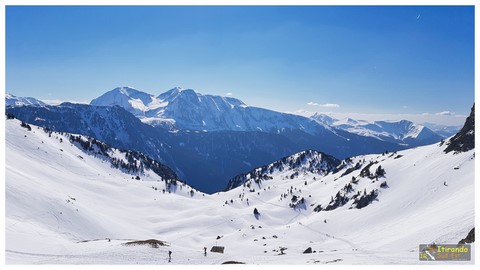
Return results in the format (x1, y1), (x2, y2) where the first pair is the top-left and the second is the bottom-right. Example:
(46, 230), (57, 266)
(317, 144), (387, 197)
(6, 93), (47, 107)
(310, 113), (337, 126)
(90, 86), (167, 116)
(157, 86), (184, 100)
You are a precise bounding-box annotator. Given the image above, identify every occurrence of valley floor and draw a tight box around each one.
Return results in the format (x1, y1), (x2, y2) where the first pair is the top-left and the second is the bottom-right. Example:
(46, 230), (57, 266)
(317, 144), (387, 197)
(6, 236), (475, 265)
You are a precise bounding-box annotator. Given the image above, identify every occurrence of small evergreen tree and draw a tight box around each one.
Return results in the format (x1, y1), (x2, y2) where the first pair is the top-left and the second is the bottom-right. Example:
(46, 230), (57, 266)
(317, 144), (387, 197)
(375, 166), (386, 177)
(20, 121), (32, 131)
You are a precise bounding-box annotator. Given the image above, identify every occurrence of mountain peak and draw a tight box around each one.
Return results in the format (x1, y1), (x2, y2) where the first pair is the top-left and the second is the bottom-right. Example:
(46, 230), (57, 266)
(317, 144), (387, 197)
(178, 88), (199, 96)
(311, 113), (337, 125)
(112, 86), (143, 95)
(95, 86), (151, 99)
(90, 87), (156, 116)
(444, 104), (475, 153)
(6, 93), (47, 107)
(157, 87), (199, 100)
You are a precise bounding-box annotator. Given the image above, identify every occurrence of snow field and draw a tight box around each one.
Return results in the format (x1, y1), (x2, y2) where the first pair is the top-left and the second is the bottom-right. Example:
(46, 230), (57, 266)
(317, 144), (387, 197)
(5, 119), (474, 264)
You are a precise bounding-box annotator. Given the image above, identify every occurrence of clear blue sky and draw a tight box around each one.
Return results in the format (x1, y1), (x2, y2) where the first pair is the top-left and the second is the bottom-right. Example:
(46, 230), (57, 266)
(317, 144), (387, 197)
(6, 5), (474, 117)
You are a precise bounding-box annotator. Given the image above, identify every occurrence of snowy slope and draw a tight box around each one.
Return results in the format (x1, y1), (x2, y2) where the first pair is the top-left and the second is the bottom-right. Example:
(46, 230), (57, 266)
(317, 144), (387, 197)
(6, 93), (47, 107)
(6, 113), (474, 265)
(6, 118), (202, 258)
(219, 135), (474, 264)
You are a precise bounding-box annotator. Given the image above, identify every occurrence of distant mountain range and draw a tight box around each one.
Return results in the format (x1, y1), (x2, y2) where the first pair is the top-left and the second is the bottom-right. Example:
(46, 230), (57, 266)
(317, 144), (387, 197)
(6, 93), (46, 107)
(311, 113), (454, 144)
(422, 122), (463, 138)
(5, 87), (458, 193)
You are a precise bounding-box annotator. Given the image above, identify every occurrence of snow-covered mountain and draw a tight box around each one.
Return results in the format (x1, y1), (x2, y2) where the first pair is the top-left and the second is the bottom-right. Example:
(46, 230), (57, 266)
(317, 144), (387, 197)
(6, 93), (46, 107)
(6, 102), (174, 161)
(91, 87), (447, 149)
(91, 86), (328, 134)
(6, 103), (309, 193)
(423, 122), (462, 138)
(6, 105), (475, 264)
(4, 90), (457, 193)
(226, 150), (341, 190)
(88, 86), (449, 156)
(312, 114), (443, 147)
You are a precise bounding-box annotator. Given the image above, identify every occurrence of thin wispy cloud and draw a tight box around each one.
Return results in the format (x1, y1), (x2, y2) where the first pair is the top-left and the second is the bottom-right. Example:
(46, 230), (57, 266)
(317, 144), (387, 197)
(41, 99), (89, 105)
(436, 111), (454, 116)
(307, 102), (339, 108)
(225, 93), (233, 96)
(319, 103), (340, 108)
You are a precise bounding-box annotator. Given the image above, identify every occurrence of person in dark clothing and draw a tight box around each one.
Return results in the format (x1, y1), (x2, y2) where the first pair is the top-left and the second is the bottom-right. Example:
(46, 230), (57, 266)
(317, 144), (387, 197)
(204, 247), (207, 256)
(168, 250), (172, 259)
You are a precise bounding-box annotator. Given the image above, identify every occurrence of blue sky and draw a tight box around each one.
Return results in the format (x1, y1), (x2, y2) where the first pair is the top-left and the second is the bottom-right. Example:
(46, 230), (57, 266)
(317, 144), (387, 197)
(6, 6), (475, 123)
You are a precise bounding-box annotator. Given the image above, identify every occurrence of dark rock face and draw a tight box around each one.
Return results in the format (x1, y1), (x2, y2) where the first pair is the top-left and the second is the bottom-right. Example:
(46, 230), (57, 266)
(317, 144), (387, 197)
(303, 247), (313, 254)
(352, 189), (379, 209)
(445, 104), (475, 154)
(210, 246), (225, 253)
(459, 228), (475, 244)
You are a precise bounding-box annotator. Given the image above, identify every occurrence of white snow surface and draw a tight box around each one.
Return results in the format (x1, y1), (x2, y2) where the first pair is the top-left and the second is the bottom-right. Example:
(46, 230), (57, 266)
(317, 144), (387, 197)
(6, 119), (474, 265)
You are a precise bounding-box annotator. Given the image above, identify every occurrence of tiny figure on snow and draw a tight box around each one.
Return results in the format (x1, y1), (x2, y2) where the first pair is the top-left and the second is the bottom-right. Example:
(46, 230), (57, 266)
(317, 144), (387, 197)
(204, 247), (207, 256)
(168, 250), (172, 259)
